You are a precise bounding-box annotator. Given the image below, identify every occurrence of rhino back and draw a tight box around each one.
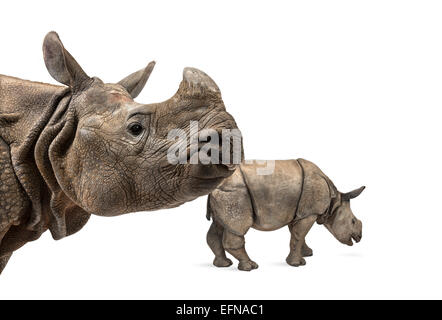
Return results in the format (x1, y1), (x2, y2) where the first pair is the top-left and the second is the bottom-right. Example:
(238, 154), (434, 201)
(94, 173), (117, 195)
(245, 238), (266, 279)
(240, 160), (303, 231)
(296, 159), (334, 219)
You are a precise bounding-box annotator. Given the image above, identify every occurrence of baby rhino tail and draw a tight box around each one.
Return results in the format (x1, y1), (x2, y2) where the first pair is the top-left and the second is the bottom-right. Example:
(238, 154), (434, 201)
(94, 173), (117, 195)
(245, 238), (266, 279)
(206, 195), (213, 221)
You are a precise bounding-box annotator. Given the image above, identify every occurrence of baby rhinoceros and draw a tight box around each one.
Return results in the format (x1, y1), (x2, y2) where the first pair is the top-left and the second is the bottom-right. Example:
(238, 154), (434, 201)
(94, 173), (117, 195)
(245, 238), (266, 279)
(206, 159), (365, 271)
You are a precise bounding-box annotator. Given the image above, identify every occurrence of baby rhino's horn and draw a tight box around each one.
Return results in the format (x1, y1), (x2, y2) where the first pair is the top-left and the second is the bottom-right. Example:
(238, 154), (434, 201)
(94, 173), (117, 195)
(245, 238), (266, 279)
(177, 67), (222, 99)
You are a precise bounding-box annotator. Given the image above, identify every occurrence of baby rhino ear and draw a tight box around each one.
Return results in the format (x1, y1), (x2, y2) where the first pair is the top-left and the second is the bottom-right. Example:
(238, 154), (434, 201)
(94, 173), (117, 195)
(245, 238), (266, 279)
(118, 61), (156, 98)
(341, 186), (365, 201)
(43, 31), (90, 90)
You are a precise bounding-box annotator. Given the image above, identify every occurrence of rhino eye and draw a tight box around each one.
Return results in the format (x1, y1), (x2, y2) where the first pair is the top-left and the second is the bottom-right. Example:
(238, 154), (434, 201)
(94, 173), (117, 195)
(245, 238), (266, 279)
(127, 122), (144, 136)
(352, 218), (356, 225)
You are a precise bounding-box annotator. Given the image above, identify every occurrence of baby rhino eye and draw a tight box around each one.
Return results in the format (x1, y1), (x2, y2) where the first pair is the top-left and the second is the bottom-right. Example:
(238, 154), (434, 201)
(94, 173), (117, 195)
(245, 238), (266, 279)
(127, 123), (144, 136)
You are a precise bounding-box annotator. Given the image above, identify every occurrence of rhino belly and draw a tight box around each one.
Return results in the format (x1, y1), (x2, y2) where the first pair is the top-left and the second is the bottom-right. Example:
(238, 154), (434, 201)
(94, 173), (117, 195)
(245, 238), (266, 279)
(240, 160), (303, 231)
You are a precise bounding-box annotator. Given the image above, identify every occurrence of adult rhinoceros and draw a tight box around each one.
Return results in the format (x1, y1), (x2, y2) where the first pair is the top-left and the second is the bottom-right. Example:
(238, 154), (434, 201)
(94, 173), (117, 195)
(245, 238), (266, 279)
(0, 32), (242, 274)
(206, 159), (364, 271)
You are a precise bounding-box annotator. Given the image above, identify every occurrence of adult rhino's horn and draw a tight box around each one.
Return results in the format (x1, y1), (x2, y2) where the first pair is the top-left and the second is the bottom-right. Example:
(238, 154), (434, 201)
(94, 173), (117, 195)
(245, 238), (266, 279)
(176, 67), (222, 99)
(341, 186), (366, 201)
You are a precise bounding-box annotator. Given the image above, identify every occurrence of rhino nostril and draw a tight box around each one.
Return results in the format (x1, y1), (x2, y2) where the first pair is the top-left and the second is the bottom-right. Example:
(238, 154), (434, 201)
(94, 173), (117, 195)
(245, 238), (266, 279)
(352, 234), (362, 243)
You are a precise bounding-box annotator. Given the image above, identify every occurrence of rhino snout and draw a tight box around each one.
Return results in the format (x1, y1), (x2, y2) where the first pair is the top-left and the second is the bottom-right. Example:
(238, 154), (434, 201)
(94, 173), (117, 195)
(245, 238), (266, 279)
(185, 129), (241, 179)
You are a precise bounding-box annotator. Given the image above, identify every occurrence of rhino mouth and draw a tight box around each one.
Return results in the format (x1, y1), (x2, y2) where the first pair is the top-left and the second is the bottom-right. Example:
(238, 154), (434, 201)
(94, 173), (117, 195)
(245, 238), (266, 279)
(346, 234), (362, 246)
(184, 144), (239, 173)
(223, 163), (237, 170)
(189, 163), (237, 180)
(352, 234), (362, 243)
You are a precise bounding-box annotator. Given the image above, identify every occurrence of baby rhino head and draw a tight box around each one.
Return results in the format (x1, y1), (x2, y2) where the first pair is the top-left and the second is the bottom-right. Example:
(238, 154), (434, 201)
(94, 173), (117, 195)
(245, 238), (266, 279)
(40, 32), (242, 217)
(323, 186), (365, 246)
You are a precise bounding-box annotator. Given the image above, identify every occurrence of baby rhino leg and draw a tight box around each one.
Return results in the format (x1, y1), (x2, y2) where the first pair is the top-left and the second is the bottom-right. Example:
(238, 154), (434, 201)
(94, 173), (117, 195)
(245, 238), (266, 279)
(222, 231), (258, 271)
(0, 253), (12, 275)
(287, 215), (317, 267)
(206, 221), (232, 267)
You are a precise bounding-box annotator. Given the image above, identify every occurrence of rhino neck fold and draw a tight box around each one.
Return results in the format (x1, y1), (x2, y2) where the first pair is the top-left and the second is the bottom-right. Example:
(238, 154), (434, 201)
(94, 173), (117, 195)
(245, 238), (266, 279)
(316, 180), (341, 225)
(34, 88), (91, 241)
(7, 86), (74, 238)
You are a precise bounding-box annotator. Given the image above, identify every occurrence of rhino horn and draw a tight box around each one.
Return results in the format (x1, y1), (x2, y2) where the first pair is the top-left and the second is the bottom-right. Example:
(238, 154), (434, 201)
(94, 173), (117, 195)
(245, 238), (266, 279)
(176, 67), (221, 100)
(341, 186), (365, 201)
(118, 60), (156, 98)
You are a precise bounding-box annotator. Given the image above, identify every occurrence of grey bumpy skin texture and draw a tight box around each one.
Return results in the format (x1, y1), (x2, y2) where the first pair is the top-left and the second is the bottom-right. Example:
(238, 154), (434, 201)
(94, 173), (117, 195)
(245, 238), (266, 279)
(206, 159), (364, 271)
(0, 32), (242, 274)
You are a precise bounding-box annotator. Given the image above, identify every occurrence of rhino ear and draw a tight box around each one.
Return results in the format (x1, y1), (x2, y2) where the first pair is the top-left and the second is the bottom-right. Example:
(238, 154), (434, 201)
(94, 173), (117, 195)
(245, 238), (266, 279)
(118, 61), (156, 98)
(341, 186), (365, 201)
(43, 31), (90, 90)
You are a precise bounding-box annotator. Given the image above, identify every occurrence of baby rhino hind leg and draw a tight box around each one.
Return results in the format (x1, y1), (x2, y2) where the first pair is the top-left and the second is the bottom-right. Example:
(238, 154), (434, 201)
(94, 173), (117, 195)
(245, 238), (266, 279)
(223, 230), (258, 271)
(206, 221), (232, 267)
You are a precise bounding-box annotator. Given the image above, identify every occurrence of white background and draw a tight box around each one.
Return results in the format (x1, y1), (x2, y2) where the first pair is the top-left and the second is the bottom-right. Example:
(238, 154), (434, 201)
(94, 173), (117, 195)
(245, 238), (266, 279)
(0, 0), (441, 299)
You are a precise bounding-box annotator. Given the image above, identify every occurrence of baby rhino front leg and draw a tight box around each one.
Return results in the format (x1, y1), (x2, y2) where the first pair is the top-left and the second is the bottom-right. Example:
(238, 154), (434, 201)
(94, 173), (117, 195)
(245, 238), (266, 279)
(223, 231), (258, 271)
(287, 216), (317, 267)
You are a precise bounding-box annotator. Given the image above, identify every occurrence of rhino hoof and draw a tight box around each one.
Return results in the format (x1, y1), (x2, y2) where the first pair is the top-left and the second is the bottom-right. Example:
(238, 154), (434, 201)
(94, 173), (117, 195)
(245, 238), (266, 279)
(213, 257), (233, 268)
(286, 256), (306, 267)
(238, 260), (259, 271)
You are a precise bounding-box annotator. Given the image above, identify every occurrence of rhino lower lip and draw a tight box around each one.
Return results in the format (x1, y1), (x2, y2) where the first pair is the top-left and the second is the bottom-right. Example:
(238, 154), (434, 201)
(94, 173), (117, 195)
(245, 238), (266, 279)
(189, 163), (235, 180)
(184, 145), (239, 170)
(223, 163), (237, 171)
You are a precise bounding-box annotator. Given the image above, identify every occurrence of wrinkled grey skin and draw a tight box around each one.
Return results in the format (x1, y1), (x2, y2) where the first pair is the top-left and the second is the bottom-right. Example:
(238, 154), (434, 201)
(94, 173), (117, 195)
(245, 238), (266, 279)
(0, 32), (242, 274)
(206, 159), (364, 271)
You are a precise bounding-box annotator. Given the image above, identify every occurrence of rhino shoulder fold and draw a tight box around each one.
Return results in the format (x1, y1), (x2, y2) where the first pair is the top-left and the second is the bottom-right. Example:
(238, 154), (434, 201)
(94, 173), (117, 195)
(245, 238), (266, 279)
(209, 169), (254, 236)
(296, 159), (335, 219)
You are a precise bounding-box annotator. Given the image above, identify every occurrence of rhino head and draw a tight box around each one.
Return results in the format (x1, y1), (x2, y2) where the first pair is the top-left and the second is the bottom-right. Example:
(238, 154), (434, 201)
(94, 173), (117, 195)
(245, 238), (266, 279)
(323, 186), (365, 246)
(36, 32), (242, 238)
